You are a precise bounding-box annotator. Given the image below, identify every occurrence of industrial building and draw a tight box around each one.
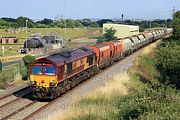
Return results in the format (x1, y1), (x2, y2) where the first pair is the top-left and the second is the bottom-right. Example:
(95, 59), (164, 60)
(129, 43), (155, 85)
(103, 23), (139, 38)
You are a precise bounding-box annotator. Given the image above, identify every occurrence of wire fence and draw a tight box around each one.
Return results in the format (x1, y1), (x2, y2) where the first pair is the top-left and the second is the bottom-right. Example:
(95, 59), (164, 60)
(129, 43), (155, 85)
(0, 62), (27, 82)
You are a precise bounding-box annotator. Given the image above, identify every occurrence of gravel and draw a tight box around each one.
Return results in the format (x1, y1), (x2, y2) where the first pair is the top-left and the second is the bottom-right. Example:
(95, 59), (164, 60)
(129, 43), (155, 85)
(0, 98), (32, 119)
(29, 50), (142, 120)
(10, 102), (48, 120)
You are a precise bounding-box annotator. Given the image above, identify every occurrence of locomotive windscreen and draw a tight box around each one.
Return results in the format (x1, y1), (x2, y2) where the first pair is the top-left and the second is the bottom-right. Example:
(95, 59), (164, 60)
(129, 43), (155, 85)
(32, 66), (43, 75)
(45, 66), (56, 75)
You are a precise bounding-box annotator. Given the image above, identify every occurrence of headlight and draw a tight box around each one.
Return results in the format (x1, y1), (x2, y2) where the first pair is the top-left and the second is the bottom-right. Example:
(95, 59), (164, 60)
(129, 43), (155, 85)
(49, 80), (56, 86)
(50, 80), (56, 83)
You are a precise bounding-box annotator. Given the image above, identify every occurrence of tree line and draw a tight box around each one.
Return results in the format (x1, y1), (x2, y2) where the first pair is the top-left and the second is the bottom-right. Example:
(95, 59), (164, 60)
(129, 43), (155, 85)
(0, 16), (172, 31)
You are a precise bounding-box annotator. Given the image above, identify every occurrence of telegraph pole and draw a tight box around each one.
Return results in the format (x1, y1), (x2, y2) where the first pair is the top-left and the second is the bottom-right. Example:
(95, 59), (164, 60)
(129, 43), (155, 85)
(25, 20), (28, 50)
(149, 20), (152, 29)
(121, 14), (124, 23)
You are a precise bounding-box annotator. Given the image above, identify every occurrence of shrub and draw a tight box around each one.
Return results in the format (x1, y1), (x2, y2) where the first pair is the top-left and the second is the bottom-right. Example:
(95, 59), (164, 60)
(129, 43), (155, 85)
(172, 11), (180, 41)
(23, 55), (35, 78)
(103, 27), (117, 41)
(155, 41), (180, 87)
(116, 86), (180, 120)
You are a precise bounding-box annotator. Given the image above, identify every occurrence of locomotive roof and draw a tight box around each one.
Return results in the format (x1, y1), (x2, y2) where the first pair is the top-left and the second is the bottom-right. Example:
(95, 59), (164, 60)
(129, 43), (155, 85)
(34, 47), (94, 66)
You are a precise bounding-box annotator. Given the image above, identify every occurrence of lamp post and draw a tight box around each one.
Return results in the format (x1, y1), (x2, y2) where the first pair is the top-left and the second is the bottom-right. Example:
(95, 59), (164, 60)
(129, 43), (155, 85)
(64, 4), (67, 40)
(25, 19), (28, 50)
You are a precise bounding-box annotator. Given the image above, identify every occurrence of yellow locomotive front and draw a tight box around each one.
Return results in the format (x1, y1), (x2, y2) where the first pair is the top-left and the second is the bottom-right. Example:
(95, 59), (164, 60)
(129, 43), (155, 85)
(30, 61), (59, 99)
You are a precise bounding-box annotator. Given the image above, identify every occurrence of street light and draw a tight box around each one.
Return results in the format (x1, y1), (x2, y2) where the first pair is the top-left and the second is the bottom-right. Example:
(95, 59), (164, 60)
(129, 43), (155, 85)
(25, 19), (28, 50)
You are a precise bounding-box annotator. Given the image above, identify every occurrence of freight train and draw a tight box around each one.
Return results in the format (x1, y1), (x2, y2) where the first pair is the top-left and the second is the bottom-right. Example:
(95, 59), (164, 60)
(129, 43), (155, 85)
(30, 28), (172, 99)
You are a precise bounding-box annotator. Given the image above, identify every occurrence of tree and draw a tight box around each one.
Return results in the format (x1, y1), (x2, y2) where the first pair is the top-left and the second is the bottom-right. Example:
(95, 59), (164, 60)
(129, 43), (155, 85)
(103, 27), (117, 41)
(16, 16), (35, 28)
(173, 11), (180, 41)
(97, 19), (113, 27)
(155, 11), (180, 88)
(66, 19), (75, 28)
(38, 18), (53, 25)
(1, 17), (16, 22)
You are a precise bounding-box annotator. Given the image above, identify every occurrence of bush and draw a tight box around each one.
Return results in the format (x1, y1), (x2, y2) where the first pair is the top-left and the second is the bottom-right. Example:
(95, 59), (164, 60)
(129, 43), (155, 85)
(116, 86), (180, 120)
(23, 55), (35, 78)
(155, 11), (180, 88)
(173, 11), (180, 41)
(155, 41), (180, 87)
(103, 27), (117, 41)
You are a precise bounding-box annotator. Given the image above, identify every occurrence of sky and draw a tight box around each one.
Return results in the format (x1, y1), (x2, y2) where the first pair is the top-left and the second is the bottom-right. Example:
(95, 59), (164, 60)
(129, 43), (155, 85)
(0, 0), (179, 20)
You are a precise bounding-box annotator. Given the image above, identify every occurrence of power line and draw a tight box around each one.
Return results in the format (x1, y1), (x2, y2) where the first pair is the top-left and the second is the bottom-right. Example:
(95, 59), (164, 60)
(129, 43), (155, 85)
(126, 10), (172, 20)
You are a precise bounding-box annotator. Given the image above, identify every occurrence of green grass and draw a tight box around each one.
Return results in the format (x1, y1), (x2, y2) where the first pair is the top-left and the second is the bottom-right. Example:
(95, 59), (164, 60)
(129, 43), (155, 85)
(0, 44), (22, 56)
(0, 28), (102, 44)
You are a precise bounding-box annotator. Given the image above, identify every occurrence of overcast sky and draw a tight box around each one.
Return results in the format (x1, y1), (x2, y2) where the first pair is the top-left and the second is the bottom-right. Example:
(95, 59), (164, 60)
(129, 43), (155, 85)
(0, 0), (179, 20)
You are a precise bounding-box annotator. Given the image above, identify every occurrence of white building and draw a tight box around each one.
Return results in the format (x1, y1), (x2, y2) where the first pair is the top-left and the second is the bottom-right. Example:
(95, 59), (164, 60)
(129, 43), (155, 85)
(103, 23), (139, 38)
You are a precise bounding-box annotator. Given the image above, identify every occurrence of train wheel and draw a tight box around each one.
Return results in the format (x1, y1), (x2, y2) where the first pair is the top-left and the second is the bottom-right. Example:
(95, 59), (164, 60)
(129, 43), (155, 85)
(56, 86), (62, 96)
(36, 93), (43, 99)
(50, 88), (58, 99)
(66, 81), (72, 91)
(59, 83), (66, 94)
(71, 81), (76, 88)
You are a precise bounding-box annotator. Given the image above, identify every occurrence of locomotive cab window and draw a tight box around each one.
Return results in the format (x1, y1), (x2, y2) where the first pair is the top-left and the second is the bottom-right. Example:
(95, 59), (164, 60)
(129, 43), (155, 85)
(32, 66), (43, 75)
(45, 66), (56, 75)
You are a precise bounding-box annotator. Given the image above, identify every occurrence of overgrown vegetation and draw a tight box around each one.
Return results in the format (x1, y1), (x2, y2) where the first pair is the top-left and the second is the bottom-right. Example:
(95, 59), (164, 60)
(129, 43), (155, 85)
(97, 27), (117, 43)
(23, 55), (36, 78)
(103, 27), (117, 41)
(0, 62), (27, 89)
(155, 11), (180, 88)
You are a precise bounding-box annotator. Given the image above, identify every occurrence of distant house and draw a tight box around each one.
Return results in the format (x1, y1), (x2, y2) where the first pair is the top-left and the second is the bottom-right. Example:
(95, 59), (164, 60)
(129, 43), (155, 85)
(103, 23), (139, 39)
(0, 37), (18, 44)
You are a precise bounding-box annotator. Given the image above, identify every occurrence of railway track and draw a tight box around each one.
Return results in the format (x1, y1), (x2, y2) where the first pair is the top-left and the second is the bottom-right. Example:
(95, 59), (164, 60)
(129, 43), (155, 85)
(0, 86), (31, 106)
(0, 86), (33, 119)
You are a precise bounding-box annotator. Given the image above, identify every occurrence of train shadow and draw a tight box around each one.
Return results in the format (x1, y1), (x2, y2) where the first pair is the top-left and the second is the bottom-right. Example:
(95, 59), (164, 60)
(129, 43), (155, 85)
(12, 88), (52, 102)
